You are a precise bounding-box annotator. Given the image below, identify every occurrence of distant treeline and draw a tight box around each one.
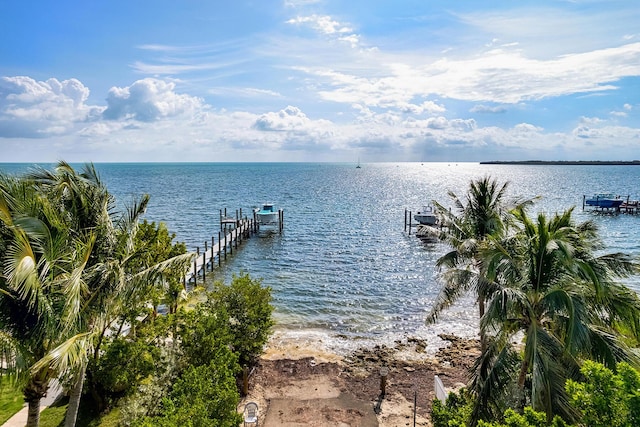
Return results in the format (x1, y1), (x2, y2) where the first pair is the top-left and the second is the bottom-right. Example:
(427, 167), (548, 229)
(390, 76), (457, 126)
(480, 160), (640, 165)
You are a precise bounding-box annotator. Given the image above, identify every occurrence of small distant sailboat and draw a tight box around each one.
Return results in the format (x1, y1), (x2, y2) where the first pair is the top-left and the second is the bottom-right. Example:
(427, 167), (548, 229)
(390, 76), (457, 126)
(356, 158), (361, 169)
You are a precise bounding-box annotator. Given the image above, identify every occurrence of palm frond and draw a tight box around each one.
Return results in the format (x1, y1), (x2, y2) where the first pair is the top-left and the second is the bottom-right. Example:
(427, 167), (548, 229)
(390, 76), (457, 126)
(469, 334), (521, 425)
(31, 332), (93, 377)
(426, 266), (478, 324)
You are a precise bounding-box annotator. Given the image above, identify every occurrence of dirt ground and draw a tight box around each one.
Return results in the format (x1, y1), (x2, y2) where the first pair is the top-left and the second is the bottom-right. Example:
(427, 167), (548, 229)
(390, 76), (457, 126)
(238, 334), (479, 427)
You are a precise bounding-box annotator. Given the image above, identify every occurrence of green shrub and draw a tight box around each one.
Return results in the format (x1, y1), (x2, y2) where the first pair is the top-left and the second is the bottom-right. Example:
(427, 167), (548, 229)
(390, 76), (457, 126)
(430, 388), (572, 427)
(431, 388), (473, 427)
(175, 299), (236, 369)
(477, 407), (571, 427)
(132, 358), (241, 427)
(91, 338), (159, 396)
(566, 360), (640, 427)
(210, 272), (274, 366)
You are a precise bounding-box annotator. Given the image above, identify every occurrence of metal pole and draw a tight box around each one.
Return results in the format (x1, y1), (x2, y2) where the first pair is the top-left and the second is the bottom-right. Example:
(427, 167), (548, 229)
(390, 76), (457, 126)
(380, 367), (388, 397)
(413, 390), (417, 427)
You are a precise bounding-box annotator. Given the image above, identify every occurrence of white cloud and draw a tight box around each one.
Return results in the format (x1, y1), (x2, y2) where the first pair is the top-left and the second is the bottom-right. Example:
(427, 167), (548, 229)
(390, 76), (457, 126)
(208, 87), (283, 98)
(339, 34), (360, 49)
(579, 116), (604, 125)
(2, 74), (639, 163)
(284, 0), (321, 7)
(252, 105), (331, 131)
(305, 42), (640, 106)
(0, 76), (103, 138)
(470, 105), (507, 114)
(458, 7), (640, 58)
(103, 78), (204, 122)
(513, 123), (543, 133)
(572, 124), (640, 141)
(287, 15), (353, 35)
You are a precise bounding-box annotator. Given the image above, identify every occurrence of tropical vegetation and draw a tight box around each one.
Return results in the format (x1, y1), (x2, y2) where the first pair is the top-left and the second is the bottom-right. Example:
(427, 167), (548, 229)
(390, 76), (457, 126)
(427, 176), (640, 426)
(432, 360), (640, 427)
(0, 162), (275, 426)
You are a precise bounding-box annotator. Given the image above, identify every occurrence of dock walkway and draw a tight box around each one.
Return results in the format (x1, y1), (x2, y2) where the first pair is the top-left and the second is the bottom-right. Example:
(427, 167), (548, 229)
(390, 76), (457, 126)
(185, 215), (256, 286)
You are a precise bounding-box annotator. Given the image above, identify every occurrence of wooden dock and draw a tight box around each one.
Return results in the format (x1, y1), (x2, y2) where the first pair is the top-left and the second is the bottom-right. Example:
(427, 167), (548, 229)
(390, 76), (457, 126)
(183, 207), (285, 286)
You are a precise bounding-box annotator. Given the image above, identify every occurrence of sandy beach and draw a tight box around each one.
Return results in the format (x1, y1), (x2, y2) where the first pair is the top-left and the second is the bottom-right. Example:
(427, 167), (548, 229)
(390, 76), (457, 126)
(239, 333), (479, 426)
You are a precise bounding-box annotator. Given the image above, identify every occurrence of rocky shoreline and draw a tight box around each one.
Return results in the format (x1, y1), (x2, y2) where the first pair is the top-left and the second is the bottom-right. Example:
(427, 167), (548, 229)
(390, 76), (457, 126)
(242, 334), (480, 426)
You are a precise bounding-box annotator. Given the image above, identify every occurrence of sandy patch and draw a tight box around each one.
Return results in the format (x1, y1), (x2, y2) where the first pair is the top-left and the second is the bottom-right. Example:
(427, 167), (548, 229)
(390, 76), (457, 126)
(238, 334), (479, 427)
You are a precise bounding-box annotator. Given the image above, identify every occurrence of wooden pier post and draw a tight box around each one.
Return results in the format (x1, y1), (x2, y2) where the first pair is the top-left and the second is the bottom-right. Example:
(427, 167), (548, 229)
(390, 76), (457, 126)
(204, 241), (208, 271)
(253, 210), (258, 233)
(236, 209), (242, 244)
(183, 208), (262, 285)
(202, 252), (206, 281)
(193, 259), (197, 286)
(279, 209), (284, 233)
(234, 227), (238, 249)
(404, 209), (407, 232)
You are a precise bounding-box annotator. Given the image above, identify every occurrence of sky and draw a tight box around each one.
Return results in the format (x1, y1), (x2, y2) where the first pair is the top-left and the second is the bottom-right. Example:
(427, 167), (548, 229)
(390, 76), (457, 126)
(1, 0), (639, 163)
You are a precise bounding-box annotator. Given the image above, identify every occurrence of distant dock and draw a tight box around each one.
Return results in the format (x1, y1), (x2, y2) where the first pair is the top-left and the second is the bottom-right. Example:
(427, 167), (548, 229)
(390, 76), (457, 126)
(582, 195), (640, 214)
(481, 160), (640, 165)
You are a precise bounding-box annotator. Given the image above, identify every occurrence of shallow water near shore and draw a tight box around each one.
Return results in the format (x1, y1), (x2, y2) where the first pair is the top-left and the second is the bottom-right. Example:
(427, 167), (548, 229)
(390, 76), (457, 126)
(3, 162), (640, 354)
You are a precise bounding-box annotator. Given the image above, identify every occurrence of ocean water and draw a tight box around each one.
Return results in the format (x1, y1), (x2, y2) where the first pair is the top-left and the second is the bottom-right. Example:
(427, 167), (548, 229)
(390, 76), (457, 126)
(3, 162), (640, 354)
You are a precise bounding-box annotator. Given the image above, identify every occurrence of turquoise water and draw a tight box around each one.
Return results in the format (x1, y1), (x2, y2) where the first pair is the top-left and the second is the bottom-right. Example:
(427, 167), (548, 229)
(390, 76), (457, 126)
(3, 162), (640, 353)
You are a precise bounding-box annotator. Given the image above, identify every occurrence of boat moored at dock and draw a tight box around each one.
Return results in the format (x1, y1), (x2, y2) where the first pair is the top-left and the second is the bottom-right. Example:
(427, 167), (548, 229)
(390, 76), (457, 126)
(584, 194), (623, 208)
(255, 203), (279, 225)
(413, 206), (438, 226)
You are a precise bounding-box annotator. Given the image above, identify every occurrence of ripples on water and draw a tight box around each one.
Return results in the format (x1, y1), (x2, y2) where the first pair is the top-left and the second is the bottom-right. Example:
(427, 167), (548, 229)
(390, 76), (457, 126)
(3, 162), (640, 354)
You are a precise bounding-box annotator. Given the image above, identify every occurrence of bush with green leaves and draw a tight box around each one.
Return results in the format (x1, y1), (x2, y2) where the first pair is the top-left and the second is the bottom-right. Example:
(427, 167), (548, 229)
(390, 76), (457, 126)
(175, 297), (235, 369)
(119, 273), (273, 424)
(210, 272), (274, 366)
(477, 407), (571, 427)
(131, 359), (241, 427)
(431, 361), (640, 427)
(432, 390), (572, 427)
(431, 388), (474, 427)
(90, 337), (159, 397)
(566, 360), (640, 427)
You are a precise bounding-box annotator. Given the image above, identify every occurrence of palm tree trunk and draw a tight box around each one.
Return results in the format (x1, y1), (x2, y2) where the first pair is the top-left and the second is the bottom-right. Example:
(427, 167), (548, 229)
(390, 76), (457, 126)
(26, 398), (41, 427)
(478, 298), (487, 353)
(518, 358), (529, 388)
(65, 363), (86, 427)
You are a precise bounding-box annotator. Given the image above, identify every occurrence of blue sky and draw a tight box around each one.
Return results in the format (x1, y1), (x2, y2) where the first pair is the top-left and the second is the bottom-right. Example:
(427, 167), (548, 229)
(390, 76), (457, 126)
(1, 0), (639, 163)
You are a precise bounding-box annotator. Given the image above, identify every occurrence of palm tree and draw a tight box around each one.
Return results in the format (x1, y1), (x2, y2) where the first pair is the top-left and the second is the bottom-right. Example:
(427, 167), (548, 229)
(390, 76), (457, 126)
(0, 173), (95, 427)
(426, 177), (532, 350)
(470, 207), (640, 424)
(25, 162), (193, 426)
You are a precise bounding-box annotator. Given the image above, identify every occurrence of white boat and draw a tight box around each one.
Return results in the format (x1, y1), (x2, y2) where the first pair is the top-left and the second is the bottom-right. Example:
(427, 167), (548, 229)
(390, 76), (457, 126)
(413, 206), (438, 226)
(255, 203), (279, 226)
(584, 193), (623, 208)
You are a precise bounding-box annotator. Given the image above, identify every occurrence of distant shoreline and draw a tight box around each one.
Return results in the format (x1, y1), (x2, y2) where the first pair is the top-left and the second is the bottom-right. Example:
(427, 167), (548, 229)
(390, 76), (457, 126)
(480, 160), (640, 165)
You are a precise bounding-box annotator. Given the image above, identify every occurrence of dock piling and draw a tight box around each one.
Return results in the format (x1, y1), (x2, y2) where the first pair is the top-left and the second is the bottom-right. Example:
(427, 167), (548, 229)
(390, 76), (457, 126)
(185, 211), (260, 285)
